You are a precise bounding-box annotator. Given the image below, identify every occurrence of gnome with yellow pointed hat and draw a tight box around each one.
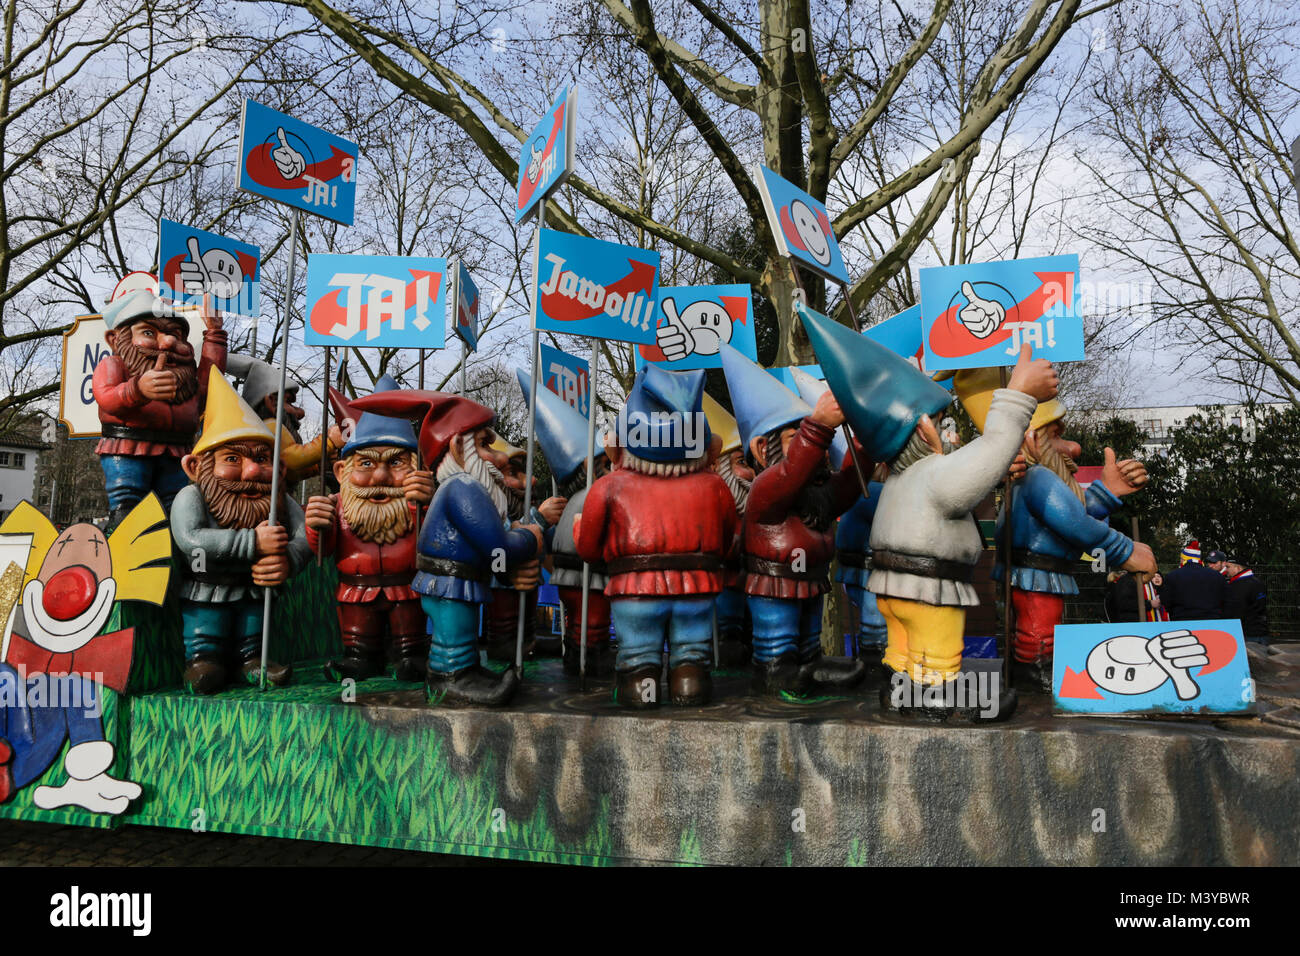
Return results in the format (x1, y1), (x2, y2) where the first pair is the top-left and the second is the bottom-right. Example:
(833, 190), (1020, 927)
(704, 393), (754, 667)
(170, 367), (312, 694)
(953, 367), (1155, 691)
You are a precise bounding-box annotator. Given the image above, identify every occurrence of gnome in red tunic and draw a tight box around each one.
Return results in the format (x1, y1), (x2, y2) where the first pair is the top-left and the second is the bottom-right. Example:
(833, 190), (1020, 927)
(574, 366), (737, 707)
(305, 375), (434, 683)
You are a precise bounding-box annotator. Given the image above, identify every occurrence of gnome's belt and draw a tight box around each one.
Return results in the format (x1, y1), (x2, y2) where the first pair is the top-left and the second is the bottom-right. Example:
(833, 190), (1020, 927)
(340, 572), (416, 588)
(1009, 550), (1078, 574)
(836, 550), (869, 570)
(101, 423), (195, 445)
(551, 554), (606, 574)
(745, 555), (831, 584)
(416, 555), (490, 584)
(870, 550), (974, 583)
(605, 553), (722, 576)
(190, 571), (253, 587)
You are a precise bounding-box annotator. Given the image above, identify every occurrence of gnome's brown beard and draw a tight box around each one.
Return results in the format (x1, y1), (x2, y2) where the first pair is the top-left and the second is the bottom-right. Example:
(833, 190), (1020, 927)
(116, 327), (200, 404)
(338, 461), (412, 545)
(1027, 430), (1086, 505)
(194, 450), (279, 529)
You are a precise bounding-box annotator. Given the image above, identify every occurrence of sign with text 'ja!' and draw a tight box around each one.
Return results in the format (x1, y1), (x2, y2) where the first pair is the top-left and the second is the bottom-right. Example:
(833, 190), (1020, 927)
(304, 254), (447, 349)
(237, 100), (359, 225)
(540, 343), (589, 418)
(532, 230), (659, 345)
(516, 86), (577, 224)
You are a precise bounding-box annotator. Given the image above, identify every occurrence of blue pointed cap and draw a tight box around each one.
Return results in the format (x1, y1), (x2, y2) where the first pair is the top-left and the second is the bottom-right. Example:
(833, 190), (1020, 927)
(614, 365), (711, 462)
(719, 342), (811, 452)
(788, 367), (849, 469)
(517, 369), (590, 482)
(798, 303), (951, 463)
(342, 373), (419, 457)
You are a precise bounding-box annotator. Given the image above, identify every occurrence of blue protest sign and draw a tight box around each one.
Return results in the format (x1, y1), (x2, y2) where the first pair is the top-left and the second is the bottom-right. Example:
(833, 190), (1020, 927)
(919, 254), (1084, 371)
(304, 254), (447, 349)
(451, 260), (480, 352)
(633, 284), (755, 371)
(540, 342), (590, 418)
(516, 87), (577, 224)
(237, 100), (359, 225)
(754, 165), (849, 285)
(1053, 620), (1253, 716)
(533, 229), (659, 344)
(864, 305), (925, 370)
(158, 219), (260, 319)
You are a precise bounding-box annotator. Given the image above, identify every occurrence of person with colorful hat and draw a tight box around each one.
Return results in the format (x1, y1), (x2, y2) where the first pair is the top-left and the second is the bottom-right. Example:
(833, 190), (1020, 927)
(517, 370), (614, 675)
(1179, 539), (1202, 566)
(702, 393), (754, 668)
(800, 305), (1055, 720)
(170, 367), (312, 694)
(718, 344), (868, 697)
(952, 366), (1156, 691)
(1159, 545), (1226, 621)
(573, 365), (738, 707)
(226, 354), (344, 491)
(347, 388), (544, 707)
(304, 375), (434, 683)
(94, 289), (227, 529)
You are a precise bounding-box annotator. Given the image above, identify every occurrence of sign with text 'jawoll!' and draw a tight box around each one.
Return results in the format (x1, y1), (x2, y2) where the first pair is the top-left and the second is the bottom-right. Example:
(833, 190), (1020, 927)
(532, 230), (659, 345)
(540, 343), (589, 418)
(158, 218), (260, 319)
(1052, 620), (1253, 716)
(237, 100), (359, 225)
(516, 86), (577, 225)
(635, 284), (755, 371)
(451, 260), (480, 352)
(304, 254), (447, 349)
(919, 254), (1084, 371)
(754, 165), (849, 285)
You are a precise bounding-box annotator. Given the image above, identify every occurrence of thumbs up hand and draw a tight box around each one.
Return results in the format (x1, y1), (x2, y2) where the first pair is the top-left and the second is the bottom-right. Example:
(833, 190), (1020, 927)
(1101, 446), (1148, 497)
(138, 352), (178, 401)
(958, 280), (1005, 339)
(272, 126), (306, 181)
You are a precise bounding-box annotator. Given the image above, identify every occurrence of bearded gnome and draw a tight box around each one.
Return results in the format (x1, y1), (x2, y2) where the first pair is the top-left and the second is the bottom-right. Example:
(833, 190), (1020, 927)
(94, 289), (226, 530)
(171, 368), (311, 694)
(305, 375), (434, 683)
(953, 368), (1155, 691)
(348, 389), (543, 707)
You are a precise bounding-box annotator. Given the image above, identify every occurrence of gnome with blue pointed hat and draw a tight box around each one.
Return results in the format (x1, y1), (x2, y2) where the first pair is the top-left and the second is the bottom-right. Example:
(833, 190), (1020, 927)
(719, 344), (869, 697)
(800, 303), (1058, 720)
(787, 367), (889, 663)
(304, 374), (435, 682)
(517, 370), (614, 676)
(573, 365), (738, 707)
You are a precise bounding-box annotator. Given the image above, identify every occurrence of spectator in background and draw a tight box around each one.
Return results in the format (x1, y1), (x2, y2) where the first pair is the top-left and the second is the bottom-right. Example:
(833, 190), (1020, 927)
(1179, 539), (1202, 566)
(1223, 555), (1270, 644)
(1204, 548), (1227, 575)
(1105, 570), (1166, 622)
(1158, 543), (1225, 620)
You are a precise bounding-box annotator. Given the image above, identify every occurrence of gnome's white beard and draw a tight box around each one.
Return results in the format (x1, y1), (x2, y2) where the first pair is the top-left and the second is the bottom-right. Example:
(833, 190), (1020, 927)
(438, 433), (511, 519)
(716, 454), (751, 516)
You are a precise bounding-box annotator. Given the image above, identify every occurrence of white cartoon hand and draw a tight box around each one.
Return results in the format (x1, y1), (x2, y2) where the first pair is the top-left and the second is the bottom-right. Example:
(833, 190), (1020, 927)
(1145, 628), (1209, 701)
(657, 297), (693, 362)
(179, 236), (210, 295)
(958, 281), (1005, 339)
(272, 126), (306, 181)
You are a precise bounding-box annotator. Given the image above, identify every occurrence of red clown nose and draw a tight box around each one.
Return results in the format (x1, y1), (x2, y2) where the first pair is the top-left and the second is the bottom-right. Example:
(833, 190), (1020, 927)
(41, 565), (98, 621)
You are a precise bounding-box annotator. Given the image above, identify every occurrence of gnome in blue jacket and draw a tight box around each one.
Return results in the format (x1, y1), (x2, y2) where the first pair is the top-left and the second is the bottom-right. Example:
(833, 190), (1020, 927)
(348, 388), (543, 707)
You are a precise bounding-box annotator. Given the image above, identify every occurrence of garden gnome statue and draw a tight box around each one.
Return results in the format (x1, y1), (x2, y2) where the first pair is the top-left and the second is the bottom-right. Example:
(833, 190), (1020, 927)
(718, 343), (868, 698)
(305, 375), (434, 683)
(801, 304), (1056, 720)
(702, 393), (753, 668)
(94, 289), (226, 529)
(517, 370), (613, 675)
(171, 367), (311, 694)
(573, 366), (737, 707)
(348, 388), (543, 707)
(953, 368), (1155, 691)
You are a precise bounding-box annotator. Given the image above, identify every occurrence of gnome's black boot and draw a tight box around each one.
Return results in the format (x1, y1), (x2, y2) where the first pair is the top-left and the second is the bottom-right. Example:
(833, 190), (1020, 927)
(390, 632), (430, 683)
(324, 645), (385, 683)
(184, 655), (228, 696)
(799, 649), (866, 690)
(715, 627), (751, 669)
(878, 669), (951, 720)
(615, 665), (661, 709)
(564, 641), (613, 678)
(1011, 656), (1053, 694)
(752, 652), (811, 697)
(962, 685), (1018, 723)
(669, 663), (711, 706)
(426, 664), (519, 707)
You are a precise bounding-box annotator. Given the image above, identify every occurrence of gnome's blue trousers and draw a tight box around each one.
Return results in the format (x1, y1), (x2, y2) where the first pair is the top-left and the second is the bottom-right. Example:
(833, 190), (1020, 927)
(843, 584), (888, 655)
(421, 597), (482, 674)
(101, 453), (188, 513)
(611, 596), (714, 672)
(748, 595), (825, 663)
(0, 664), (103, 790)
(714, 587), (747, 639)
(181, 598), (265, 662)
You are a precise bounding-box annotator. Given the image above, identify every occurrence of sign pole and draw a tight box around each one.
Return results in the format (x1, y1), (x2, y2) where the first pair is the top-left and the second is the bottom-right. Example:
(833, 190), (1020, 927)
(316, 343), (330, 566)
(460, 337), (468, 398)
(1132, 517), (1148, 620)
(260, 208), (301, 690)
(578, 337), (599, 690)
(998, 366), (1015, 691)
(516, 196), (545, 672)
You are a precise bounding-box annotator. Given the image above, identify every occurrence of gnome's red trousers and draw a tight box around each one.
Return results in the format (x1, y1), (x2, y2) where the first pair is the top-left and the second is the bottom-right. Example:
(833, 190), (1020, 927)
(1011, 589), (1064, 664)
(557, 587), (611, 648)
(338, 597), (428, 661)
(483, 586), (537, 653)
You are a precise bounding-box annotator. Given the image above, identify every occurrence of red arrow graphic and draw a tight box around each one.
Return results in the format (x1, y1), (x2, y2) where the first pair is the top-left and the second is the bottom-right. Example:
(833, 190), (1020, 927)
(162, 250), (258, 292)
(517, 102), (567, 211)
(541, 259), (656, 323)
(245, 142), (354, 190)
(927, 271), (1074, 359)
(309, 269), (443, 337)
(1058, 665), (1105, 700)
(720, 295), (749, 324)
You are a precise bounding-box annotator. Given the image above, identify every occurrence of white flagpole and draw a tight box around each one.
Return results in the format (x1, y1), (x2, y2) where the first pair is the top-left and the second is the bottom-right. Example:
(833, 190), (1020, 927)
(516, 196), (545, 671)
(578, 339), (598, 689)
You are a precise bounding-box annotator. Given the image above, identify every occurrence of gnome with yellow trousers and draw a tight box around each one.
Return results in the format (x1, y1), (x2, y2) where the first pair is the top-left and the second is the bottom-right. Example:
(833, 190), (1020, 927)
(170, 368), (312, 694)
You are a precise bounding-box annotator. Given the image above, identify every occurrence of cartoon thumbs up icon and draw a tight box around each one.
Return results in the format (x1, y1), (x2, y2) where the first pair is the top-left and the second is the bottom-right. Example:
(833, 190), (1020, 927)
(656, 297), (692, 362)
(272, 127), (306, 181)
(958, 281), (1006, 339)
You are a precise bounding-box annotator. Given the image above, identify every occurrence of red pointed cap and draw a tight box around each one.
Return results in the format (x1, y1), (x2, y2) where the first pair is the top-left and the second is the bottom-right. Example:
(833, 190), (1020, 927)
(349, 389), (495, 465)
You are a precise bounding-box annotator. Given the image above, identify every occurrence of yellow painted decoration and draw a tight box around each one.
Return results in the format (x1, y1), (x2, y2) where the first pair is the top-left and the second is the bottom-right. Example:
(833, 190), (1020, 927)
(107, 493), (171, 605)
(702, 393), (741, 455)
